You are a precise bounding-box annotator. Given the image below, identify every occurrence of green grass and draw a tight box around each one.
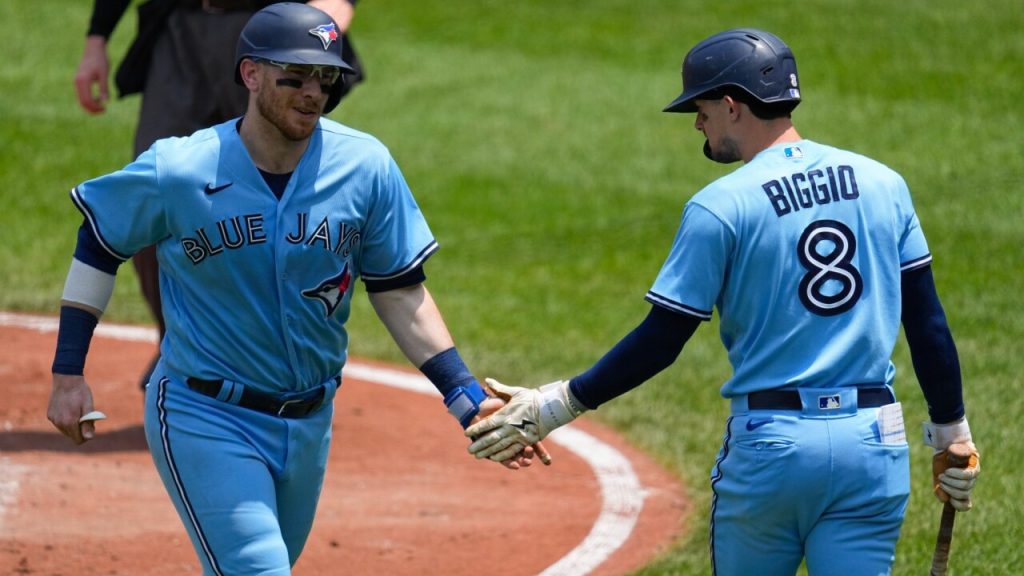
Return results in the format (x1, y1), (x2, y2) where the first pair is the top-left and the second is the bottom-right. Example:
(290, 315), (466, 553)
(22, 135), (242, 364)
(2, 0), (1022, 574)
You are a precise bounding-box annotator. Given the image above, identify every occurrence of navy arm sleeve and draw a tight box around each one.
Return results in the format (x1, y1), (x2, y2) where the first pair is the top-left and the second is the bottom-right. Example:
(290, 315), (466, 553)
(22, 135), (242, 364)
(901, 264), (965, 423)
(87, 0), (132, 38)
(568, 305), (700, 409)
(74, 221), (125, 274)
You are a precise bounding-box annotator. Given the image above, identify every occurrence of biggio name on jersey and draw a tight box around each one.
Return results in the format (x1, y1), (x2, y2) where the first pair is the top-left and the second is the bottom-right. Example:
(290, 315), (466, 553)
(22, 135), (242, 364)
(762, 164), (859, 217)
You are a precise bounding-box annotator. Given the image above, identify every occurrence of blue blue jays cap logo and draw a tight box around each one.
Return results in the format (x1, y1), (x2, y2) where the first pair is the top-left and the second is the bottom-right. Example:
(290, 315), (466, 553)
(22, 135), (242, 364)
(303, 264), (352, 317)
(309, 23), (339, 50)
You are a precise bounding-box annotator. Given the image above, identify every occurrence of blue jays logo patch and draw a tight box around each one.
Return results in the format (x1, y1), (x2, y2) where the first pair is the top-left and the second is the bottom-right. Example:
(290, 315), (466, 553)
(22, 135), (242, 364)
(303, 264), (352, 317)
(309, 23), (338, 50)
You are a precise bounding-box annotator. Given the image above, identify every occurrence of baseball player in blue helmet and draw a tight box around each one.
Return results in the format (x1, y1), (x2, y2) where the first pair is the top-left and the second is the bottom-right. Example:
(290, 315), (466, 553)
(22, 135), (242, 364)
(466, 28), (980, 575)
(47, 3), (535, 573)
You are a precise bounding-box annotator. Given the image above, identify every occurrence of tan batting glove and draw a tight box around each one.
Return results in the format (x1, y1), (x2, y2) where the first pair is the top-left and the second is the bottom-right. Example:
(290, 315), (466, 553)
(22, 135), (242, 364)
(924, 417), (980, 512)
(465, 378), (587, 463)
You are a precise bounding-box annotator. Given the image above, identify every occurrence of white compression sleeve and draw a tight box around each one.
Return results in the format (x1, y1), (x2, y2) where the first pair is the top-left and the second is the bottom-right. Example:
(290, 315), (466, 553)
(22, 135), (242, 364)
(62, 258), (116, 313)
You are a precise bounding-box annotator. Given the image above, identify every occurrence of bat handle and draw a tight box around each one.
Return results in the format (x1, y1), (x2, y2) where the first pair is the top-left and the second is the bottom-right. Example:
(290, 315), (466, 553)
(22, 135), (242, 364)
(945, 442), (973, 469)
(929, 443), (972, 576)
(929, 503), (957, 576)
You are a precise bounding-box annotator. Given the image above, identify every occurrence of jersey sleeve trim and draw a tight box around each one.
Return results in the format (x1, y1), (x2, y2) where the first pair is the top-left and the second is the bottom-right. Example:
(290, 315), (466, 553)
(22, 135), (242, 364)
(900, 253), (933, 273)
(644, 291), (713, 320)
(70, 187), (133, 261)
(363, 264), (426, 293)
(361, 240), (439, 281)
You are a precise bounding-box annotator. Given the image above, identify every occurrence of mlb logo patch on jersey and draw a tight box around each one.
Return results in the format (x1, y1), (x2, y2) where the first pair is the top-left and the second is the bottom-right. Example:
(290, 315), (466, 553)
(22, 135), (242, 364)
(818, 394), (841, 410)
(784, 146), (803, 159)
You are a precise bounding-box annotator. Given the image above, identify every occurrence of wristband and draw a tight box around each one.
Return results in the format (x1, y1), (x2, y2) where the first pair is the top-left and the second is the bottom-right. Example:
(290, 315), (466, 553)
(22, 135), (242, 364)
(52, 305), (99, 375)
(537, 380), (588, 433)
(444, 382), (487, 429)
(923, 416), (972, 452)
(419, 347), (476, 397)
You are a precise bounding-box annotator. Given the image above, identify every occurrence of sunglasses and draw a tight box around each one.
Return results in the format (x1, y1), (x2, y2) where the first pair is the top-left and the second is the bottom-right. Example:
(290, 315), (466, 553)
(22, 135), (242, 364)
(260, 59), (343, 86)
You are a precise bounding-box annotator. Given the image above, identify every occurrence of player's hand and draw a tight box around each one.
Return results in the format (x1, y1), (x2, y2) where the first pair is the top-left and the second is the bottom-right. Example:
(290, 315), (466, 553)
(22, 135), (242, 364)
(47, 373), (99, 445)
(482, 380), (554, 466)
(924, 417), (980, 511)
(474, 396), (538, 470)
(466, 378), (585, 463)
(932, 442), (980, 511)
(307, 0), (355, 31)
(74, 36), (110, 114)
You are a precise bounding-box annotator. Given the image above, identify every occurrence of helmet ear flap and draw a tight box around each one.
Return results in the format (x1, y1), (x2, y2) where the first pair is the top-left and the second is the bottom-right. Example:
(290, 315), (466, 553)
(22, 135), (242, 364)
(324, 34), (364, 114)
(324, 79), (345, 114)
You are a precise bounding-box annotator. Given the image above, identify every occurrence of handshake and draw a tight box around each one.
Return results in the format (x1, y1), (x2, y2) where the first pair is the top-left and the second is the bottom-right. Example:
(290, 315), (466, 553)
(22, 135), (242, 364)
(465, 378), (589, 469)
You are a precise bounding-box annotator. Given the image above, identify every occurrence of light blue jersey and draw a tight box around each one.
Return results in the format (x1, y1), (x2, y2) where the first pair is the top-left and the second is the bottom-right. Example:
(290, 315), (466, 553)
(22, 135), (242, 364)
(647, 140), (930, 398)
(73, 118), (437, 394)
(73, 117), (439, 574)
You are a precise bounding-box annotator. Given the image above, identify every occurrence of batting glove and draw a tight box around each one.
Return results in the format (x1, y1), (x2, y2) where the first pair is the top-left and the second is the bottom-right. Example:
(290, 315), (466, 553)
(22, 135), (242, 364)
(465, 378), (587, 463)
(924, 417), (981, 511)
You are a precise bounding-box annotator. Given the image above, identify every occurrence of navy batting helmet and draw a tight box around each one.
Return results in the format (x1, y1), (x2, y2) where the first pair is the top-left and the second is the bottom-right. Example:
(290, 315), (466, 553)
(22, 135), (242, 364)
(663, 28), (801, 114)
(235, 2), (356, 113)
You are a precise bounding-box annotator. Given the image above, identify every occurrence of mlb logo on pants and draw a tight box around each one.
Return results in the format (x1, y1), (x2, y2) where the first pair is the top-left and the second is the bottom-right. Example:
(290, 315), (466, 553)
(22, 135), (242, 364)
(818, 395), (841, 410)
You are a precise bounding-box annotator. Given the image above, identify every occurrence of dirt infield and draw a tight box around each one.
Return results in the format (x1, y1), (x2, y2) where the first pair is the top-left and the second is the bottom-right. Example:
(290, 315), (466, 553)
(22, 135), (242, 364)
(0, 315), (689, 575)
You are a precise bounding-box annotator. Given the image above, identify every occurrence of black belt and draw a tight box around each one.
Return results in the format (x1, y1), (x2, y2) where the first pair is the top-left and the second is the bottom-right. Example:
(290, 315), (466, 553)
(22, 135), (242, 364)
(747, 387), (894, 410)
(187, 377), (333, 418)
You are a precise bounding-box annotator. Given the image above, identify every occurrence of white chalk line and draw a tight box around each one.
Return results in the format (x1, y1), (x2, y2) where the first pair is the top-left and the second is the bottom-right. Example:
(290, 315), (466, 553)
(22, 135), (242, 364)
(0, 458), (27, 534)
(0, 311), (645, 576)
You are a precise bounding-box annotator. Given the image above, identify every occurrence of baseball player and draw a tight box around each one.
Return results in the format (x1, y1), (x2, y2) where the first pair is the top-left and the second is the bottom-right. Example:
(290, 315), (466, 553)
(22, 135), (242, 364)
(465, 28), (981, 575)
(74, 0), (363, 391)
(48, 4), (532, 574)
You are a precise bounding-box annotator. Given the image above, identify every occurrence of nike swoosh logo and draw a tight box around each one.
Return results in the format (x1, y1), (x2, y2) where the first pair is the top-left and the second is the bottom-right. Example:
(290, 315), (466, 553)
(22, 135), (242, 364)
(509, 419), (536, 431)
(746, 417), (774, 431)
(204, 182), (233, 195)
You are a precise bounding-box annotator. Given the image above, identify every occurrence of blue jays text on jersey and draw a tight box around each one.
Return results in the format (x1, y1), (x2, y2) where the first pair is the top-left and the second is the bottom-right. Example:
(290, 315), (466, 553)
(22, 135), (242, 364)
(181, 212), (362, 265)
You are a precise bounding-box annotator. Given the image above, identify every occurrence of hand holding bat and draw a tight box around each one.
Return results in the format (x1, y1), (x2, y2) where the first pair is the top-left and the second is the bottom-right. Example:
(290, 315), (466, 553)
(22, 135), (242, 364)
(929, 442), (978, 576)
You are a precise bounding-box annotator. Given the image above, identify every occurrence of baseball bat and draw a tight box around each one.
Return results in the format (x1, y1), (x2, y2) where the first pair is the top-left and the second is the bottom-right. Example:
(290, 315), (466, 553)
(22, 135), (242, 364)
(929, 443), (972, 576)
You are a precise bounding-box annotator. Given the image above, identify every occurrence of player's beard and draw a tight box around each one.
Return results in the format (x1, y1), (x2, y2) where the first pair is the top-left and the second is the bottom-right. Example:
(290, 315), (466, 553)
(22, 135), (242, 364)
(255, 87), (324, 142)
(703, 136), (742, 164)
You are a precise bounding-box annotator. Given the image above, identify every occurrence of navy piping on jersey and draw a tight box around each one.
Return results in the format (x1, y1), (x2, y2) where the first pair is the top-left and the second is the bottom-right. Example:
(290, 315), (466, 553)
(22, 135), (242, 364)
(70, 187), (133, 261)
(900, 253), (933, 273)
(644, 291), (713, 320)
(156, 378), (224, 576)
(363, 265), (426, 293)
(361, 241), (439, 281)
(709, 416), (735, 576)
